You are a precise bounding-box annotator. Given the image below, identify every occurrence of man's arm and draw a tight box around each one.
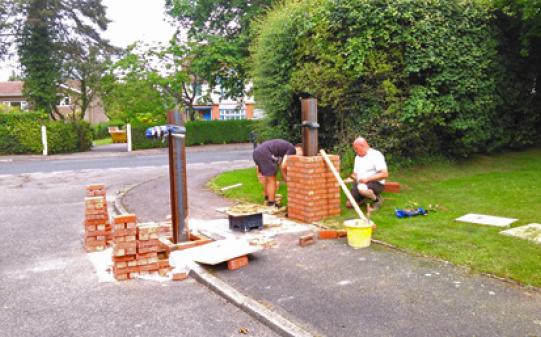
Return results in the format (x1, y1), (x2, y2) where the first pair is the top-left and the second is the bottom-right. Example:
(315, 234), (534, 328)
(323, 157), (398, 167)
(281, 155), (289, 179)
(358, 169), (388, 184)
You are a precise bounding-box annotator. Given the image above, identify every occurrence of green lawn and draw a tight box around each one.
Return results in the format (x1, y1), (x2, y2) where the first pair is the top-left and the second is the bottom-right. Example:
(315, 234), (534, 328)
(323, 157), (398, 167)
(210, 148), (541, 288)
(92, 138), (113, 146)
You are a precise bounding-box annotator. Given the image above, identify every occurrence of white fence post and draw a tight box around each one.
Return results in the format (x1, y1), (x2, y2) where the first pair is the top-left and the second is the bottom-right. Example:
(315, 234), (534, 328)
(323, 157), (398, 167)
(41, 125), (48, 156)
(127, 123), (132, 152)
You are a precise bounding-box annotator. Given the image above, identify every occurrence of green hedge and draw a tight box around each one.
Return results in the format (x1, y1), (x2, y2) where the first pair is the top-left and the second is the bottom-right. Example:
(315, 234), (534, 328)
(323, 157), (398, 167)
(132, 119), (255, 150)
(0, 112), (92, 154)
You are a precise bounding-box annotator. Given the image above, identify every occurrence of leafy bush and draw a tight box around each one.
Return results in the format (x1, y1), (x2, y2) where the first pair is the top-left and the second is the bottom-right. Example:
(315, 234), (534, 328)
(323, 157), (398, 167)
(251, 0), (540, 160)
(0, 112), (92, 154)
(131, 119), (255, 150)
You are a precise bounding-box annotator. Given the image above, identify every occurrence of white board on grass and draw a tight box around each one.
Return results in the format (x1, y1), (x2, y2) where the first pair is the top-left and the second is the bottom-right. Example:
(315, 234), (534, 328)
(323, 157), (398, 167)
(455, 213), (518, 228)
(500, 224), (541, 244)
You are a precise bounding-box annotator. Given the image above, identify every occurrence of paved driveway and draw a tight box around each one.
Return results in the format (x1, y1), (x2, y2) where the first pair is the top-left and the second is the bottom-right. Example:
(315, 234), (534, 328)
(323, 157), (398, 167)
(0, 166), (279, 337)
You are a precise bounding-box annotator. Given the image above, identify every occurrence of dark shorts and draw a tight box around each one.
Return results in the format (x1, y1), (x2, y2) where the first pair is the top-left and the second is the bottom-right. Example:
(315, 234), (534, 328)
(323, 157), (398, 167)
(351, 181), (384, 203)
(253, 149), (278, 176)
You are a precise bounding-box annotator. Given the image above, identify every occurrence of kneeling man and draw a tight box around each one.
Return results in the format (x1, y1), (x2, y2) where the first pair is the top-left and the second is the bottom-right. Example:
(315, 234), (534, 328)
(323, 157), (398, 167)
(346, 137), (388, 213)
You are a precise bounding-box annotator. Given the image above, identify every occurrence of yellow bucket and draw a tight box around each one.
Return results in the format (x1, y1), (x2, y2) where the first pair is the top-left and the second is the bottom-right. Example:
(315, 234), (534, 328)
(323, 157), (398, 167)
(344, 219), (373, 249)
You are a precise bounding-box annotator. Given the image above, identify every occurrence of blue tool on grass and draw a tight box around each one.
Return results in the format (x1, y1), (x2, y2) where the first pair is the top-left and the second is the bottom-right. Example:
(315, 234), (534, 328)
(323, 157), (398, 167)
(395, 208), (428, 218)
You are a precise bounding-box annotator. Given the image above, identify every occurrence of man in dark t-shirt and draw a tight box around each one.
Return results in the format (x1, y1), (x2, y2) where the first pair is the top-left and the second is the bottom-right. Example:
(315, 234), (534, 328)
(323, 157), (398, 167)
(253, 139), (302, 207)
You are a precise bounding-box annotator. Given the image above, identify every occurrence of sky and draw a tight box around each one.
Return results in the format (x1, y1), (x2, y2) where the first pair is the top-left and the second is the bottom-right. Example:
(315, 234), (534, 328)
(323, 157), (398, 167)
(0, 0), (178, 81)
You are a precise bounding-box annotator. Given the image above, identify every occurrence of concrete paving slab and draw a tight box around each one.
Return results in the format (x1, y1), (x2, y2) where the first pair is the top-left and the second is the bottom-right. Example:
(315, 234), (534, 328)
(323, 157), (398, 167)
(455, 213), (518, 227)
(500, 223), (541, 244)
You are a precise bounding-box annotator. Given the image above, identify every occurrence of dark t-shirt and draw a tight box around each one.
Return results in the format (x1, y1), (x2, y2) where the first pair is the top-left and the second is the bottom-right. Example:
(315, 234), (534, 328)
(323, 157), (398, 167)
(255, 139), (296, 160)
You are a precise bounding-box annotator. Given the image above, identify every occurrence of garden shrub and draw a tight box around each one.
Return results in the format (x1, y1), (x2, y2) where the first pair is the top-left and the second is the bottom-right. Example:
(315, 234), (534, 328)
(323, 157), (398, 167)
(251, 0), (540, 161)
(0, 112), (92, 154)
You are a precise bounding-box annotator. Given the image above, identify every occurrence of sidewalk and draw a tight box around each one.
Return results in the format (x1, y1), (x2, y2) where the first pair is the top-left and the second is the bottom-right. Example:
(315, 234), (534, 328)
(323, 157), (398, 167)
(123, 171), (541, 337)
(0, 142), (253, 162)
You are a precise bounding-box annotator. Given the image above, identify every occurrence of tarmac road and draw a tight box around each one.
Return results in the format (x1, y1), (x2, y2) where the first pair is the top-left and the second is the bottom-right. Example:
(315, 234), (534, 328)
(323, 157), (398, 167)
(0, 143), (254, 175)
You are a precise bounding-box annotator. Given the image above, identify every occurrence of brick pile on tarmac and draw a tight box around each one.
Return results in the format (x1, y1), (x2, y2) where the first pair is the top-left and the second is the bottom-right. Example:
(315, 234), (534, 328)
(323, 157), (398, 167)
(83, 184), (112, 252)
(112, 214), (138, 280)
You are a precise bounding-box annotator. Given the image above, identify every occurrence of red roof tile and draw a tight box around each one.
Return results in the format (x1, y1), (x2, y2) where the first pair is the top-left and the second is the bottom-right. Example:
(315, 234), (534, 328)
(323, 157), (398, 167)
(0, 81), (24, 97)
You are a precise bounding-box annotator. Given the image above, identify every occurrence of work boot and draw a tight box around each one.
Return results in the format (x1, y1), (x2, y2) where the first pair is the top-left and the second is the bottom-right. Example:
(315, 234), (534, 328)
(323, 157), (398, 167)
(369, 195), (384, 212)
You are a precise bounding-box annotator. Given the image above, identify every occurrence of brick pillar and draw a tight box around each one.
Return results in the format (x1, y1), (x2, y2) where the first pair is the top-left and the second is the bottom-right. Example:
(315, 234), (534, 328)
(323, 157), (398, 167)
(287, 155), (341, 223)
(83, 184), (112, 252)
(211, 104), (220, 120)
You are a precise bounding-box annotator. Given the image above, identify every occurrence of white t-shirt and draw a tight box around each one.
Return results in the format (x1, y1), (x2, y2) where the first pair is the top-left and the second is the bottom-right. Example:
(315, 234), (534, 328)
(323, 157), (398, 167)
(353, 148), (387, 184)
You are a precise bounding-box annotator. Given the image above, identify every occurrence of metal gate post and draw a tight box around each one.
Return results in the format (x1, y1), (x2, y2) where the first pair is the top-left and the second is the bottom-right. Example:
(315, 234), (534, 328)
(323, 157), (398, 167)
(301, 98), (319, 156)
(167, 107), (189, 243)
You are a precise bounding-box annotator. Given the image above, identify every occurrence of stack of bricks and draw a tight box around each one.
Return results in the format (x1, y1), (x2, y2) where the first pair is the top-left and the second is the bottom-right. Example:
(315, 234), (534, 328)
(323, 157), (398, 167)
(286, 155), (341, 223)
(135, 223), (161, 276)
(112, 214), (138, 280)
(157, 222), (172, 276)
(83, 184), (112, 252)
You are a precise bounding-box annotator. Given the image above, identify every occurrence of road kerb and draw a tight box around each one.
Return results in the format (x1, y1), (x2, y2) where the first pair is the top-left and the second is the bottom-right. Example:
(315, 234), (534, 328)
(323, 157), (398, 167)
(188, 262), (324, 337)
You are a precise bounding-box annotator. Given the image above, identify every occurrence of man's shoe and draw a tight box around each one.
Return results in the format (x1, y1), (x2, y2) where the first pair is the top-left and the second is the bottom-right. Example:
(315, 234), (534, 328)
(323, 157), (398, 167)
(371, 195), (384, 211)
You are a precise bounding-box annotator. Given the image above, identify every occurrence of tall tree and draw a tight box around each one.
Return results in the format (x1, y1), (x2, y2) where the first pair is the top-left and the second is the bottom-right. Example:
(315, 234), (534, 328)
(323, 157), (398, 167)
(18, 1), (62, 118)
(165, 0), (274, 98)
(14, 0), (110, 119)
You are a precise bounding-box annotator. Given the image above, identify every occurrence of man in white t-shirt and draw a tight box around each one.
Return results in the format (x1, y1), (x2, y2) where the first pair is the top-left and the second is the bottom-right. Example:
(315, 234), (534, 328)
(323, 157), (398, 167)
(345, 137), (388, 212)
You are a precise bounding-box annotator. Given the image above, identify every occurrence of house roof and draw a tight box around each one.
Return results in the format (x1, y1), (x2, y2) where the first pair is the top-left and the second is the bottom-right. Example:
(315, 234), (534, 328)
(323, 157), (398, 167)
(0, 81), (24, 97)
(0, 80), (83, 97)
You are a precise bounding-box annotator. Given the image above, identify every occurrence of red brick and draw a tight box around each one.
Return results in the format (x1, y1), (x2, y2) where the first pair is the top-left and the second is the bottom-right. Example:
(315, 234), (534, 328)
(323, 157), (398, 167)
(84, 230), (110, 237)
(137, 246), (158, 254)
(86, 184), (106, 191)
(158, 260), (170, 268)
(114, 242), (136, 250)
(113, 228), (137, 237)
(113, 214), (136, 224)
(114, 273), (129, 281)
(113, 265), (140, 274)
(318, 230), (339, 239)
(299, 234), (315, 247)
(384, 181), (401, 193)
(172, 271), (188, 281)
(112, 255), (136, 262)
(139, 263), (159, 272)
(136, 252), (158, 259)
(227, 255), (249, 270)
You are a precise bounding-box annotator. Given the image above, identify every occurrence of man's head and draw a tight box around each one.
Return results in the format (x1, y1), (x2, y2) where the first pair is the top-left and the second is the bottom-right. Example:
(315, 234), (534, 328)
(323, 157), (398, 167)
(352, 137), (370, 157)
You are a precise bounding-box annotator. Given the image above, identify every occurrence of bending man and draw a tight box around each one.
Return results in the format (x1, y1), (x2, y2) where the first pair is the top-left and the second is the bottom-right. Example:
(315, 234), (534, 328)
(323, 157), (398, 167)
(253, 139), (302, 207)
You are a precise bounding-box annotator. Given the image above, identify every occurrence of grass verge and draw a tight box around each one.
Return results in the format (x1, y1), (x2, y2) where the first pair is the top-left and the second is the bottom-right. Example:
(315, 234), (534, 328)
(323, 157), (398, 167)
(92, 138), (113, 146)
(209, 148), (541, 288)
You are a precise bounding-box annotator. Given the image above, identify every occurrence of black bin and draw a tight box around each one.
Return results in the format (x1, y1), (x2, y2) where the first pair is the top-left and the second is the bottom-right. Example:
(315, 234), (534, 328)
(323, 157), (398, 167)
(228, 213), (263, 232)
